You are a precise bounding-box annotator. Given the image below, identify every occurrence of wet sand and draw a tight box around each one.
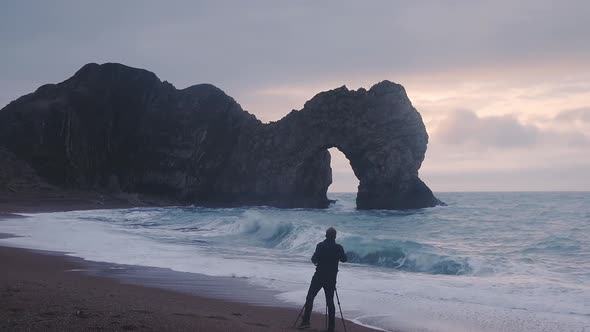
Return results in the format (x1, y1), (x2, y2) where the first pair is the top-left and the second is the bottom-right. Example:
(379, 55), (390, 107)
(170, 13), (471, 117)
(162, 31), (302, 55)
(0, 190), (176, 214)
(0, 211), (380, 332)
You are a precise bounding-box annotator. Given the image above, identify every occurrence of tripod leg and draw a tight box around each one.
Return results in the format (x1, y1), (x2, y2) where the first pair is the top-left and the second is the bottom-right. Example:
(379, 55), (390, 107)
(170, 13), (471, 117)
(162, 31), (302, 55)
(335, 288), (347, 332)
(293, 303), (305, 327)
(325, 303), (328, 329)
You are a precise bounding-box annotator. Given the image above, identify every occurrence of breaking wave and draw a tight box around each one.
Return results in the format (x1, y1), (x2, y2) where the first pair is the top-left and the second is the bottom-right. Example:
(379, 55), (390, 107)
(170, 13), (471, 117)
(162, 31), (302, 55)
(188, 210), (475, 275)
(341, 237), (473, 275)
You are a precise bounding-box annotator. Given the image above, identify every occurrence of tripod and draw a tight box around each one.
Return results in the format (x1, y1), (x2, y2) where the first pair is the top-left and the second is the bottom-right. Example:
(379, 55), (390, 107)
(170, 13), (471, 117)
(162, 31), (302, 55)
(335, 287), (347, 332)
(293, 287), (347, 332)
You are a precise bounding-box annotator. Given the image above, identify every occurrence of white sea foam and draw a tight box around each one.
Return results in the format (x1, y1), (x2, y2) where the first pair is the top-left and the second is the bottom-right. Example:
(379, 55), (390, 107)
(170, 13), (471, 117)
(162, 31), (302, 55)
(1, 192), (589, 332)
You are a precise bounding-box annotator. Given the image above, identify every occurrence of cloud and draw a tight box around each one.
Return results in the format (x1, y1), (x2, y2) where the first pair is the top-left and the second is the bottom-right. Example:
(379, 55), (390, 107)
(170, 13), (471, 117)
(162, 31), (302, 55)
(419, 108), (590, 191)
(432, 109), (590, 149)
(554, 107), (590, 124)
(2, 1), (590, 99)
(1, 1), (589, 191)
(434, 110), (539, 148)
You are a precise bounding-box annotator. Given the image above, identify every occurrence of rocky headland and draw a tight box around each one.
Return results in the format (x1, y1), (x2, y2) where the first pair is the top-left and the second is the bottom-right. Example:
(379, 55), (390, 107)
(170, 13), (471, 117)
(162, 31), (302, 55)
(0, 63), (441, 209)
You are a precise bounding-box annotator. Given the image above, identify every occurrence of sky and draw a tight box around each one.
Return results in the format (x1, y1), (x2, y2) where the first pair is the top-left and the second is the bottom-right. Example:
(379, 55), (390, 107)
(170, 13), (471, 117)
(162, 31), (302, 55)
(1, 0), (589, 192)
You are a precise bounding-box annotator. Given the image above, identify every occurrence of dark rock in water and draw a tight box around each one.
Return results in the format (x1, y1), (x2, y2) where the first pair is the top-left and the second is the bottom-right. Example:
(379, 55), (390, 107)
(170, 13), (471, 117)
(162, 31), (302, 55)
(0, 63), (442, 209)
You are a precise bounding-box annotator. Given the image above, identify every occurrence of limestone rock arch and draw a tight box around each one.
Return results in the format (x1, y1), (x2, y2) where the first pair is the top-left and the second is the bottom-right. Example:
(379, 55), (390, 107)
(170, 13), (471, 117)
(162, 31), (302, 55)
(216, 81), (441, 209)
(0, 63), (441, 210)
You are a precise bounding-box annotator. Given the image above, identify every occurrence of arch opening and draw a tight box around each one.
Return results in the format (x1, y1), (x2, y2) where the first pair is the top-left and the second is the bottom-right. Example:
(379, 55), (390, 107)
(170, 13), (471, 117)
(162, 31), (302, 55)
(327, 147), (359, 194)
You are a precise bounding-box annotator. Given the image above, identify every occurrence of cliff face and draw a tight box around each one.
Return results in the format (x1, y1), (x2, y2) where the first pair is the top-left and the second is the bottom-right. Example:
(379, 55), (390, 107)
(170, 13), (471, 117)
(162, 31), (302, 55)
(0, 63), (441, 209)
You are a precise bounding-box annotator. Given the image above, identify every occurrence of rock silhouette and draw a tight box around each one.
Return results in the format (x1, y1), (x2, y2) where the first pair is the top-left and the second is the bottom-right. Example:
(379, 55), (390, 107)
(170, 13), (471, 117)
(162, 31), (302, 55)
(0, 63), (441, 209)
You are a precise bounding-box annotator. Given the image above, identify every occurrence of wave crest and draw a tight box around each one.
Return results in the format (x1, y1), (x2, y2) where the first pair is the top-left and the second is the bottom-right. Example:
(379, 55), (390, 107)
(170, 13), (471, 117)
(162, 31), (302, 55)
(342, 237), (472, 275)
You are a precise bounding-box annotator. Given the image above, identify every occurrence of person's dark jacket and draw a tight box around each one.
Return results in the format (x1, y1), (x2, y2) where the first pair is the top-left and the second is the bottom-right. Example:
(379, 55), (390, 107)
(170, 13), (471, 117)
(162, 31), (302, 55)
(311, 238), (347, 278)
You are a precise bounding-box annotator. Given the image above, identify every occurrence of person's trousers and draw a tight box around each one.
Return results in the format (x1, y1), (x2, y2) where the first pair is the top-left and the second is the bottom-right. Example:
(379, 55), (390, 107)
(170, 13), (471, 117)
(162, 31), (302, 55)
(302, 273), (336, 329)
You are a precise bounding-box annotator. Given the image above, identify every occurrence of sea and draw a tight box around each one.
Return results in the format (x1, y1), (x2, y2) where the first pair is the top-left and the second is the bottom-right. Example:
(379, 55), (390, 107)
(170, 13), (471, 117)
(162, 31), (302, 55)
(1, 192), (589, 332)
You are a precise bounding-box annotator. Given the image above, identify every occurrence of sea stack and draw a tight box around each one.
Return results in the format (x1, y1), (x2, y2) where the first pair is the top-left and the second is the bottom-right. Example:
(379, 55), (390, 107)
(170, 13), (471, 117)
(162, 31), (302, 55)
(0, 63), (441, 209)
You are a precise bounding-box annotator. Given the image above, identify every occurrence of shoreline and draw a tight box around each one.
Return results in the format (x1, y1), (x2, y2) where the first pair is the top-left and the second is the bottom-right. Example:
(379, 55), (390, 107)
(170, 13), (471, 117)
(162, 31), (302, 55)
(0, 191), (179, 214)
(0, 209), (381, 331)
